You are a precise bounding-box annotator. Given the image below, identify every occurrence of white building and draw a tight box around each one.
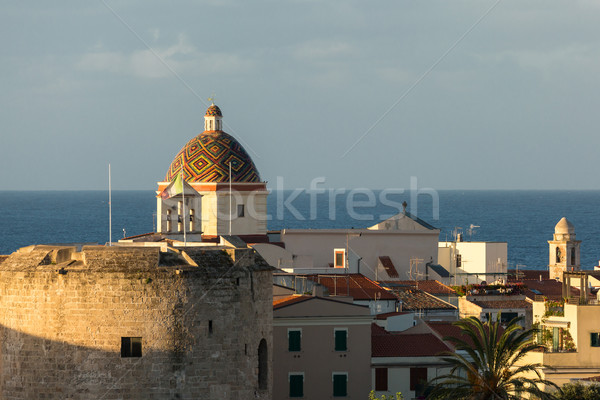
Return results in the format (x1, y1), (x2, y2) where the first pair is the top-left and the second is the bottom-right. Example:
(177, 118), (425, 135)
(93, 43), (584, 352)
(256, 211), (443, 282)
(438, 240), (507, 285)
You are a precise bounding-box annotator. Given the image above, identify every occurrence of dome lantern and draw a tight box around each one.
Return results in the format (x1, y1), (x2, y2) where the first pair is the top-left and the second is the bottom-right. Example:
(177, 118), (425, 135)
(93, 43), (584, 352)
(204, 103), (223, 131)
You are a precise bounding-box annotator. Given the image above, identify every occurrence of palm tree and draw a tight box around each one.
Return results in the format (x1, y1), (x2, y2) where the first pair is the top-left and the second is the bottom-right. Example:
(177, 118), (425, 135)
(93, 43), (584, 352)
(427, 315), (557, 400)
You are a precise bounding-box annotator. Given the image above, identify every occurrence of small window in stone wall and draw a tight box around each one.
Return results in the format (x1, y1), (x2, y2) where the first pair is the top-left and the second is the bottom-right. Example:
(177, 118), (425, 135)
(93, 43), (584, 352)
(121, 337), (142, 358)
(209, 320), (213, 335)
(591, 332), (600, 347)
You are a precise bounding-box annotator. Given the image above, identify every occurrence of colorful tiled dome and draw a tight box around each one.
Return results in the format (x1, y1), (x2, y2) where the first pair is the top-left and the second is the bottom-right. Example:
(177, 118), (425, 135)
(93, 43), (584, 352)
(205, 104), (222, 117)
(165, 130), (261, 183)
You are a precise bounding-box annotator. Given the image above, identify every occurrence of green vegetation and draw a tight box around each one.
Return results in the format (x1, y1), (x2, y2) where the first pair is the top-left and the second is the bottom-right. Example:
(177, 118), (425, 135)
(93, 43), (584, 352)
(427, 315), (557, 400)
(368, 390), (403, 400)
(544, 299), (565, 317)
(555, 382), (600, 400)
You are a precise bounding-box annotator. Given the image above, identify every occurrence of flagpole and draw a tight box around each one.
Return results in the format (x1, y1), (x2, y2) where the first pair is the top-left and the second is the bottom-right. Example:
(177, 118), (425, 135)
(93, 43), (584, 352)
(182, 168), (186, 245)
(108, 163), (112, 246)
(229, 161), (232, 236)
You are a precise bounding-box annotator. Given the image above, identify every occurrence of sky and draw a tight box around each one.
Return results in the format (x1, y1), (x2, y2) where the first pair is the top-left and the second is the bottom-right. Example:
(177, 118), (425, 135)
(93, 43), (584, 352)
(2, 0), (600, 191)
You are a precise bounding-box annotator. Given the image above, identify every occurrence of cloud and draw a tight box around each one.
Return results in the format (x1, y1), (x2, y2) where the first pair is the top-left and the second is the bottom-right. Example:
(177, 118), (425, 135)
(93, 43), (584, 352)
(291, 40), (354, 62)
(478, 44), (600, 83)
(76, 34), (253, 79)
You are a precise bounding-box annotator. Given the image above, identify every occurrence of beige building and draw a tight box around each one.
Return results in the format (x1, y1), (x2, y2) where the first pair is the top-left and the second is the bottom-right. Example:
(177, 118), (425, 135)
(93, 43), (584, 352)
(257, 211), (442, 282)
(458, 295), (533, 328)
(371, 315), (453, 399)
(273, 295), (372, 399)
(518, 296), (600, 389)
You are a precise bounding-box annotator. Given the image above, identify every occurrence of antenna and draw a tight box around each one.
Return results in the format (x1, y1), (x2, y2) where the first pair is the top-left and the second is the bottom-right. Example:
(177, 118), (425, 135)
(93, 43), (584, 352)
(467, 224), (480, 241)
(407, 257), (425, 284)
(108, 163), (112, 246)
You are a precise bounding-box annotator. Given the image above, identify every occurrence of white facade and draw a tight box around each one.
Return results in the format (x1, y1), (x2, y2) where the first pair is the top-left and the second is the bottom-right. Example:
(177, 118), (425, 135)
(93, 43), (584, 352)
(195, 185), (268, 236)
(259, 212), (440, 281)
(156, 182), (203, 241)
(438, 241), (507, 285)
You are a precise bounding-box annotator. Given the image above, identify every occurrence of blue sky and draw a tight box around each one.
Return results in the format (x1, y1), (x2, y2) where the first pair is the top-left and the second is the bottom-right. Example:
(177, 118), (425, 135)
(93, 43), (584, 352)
(2, 1), (600, 190)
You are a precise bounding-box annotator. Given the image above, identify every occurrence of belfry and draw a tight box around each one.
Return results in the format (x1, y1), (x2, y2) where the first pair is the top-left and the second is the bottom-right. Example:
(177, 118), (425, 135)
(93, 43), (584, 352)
(548, 217), (581, 281)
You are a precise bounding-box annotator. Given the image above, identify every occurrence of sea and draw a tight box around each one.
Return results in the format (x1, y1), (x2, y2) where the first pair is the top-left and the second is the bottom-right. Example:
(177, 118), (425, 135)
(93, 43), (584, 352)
(1, 190), (599, 271)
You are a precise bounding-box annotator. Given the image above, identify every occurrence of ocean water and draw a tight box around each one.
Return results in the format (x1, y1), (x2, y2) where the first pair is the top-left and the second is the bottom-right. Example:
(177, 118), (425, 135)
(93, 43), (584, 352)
(1, 190), (599, 270)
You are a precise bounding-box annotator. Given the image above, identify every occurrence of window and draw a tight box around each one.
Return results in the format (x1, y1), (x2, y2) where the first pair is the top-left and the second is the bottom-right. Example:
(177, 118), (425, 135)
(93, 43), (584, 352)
(334, 249), (345, 268)
(332, 373), (347, 397)
(258, 339), (268, 390)
(500, 312), (518, 324)
(375, 368), (388, 391)
(121, 337), (142, 358)
(556, 247), (562, 263)
(456, 254), (462, 268)
(571, 248), (576, 266)
(288, 329), (301, 352)
(591, 332), (600, 347)
(189, 208), (195, 231)
(410, 368), (427, 391)
(208, 320), (213, 335)
(166, 210), (172, 231)
(289, 373), (304, 397)
(237, 204), (245, 218)
(334, 328), (347, 351)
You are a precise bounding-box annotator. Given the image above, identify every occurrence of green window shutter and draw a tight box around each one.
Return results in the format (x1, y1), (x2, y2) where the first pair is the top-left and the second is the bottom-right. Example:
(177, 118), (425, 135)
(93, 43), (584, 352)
(335, 330), (347, 351)
(289, 374), (303, 397)
(333, 374), (347, 397)
(289, 330), (301, 352)
(592, 332), (599, 347)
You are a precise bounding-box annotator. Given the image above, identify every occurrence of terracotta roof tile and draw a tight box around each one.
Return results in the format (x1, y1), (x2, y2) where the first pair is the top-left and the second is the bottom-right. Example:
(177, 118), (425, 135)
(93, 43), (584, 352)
(508, 269), (549, 281)
(372, 324), (450, 357)
(273, 295), (312, 309)
(386, 280), (457, 295)
(470, 299), (532, 309)
(306, 274), (397, 301)
(374, 311), (410, 320)
(427, 321), (506, 350)
(385, 286), (456, 311)
(523, 279), (580, 301)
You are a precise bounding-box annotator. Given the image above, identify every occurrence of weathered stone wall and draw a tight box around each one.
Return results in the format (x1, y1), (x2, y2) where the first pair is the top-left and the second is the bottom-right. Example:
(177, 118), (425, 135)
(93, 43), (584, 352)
(0, 246), (273, 400)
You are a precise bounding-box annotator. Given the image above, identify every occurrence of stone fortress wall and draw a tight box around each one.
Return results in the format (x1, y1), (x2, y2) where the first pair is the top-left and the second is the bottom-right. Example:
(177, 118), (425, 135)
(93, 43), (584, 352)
(0, 244), (273, 399)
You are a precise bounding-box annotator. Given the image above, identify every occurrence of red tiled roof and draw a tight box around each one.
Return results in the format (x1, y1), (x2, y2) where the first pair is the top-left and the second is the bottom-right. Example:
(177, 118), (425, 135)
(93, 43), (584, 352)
(523, 279), (580, 301)
(470, 299), (532, 309)
(427, 321), (506, 350)
(378, 256), (399, 278)
(273, 295), (312, 309)
(372, 323), (389, 336)
(389, 280), (456, 295)
(580, 376), (600, 382)
(372, 324), (450, 357)
(386, 286), (456, 311)
(375, 311), (410, 320)
(306, 274), (397, 301)
(508, 269), (549, 281)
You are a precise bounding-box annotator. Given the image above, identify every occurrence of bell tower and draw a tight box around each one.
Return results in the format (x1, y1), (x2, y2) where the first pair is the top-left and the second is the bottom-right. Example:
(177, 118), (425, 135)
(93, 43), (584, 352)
(548, 217), (581, 281)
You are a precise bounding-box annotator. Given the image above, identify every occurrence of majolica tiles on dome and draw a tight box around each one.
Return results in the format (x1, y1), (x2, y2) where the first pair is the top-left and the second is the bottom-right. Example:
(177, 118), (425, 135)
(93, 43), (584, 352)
(165, 131), (260, 183)
(205, 105), (222, 117)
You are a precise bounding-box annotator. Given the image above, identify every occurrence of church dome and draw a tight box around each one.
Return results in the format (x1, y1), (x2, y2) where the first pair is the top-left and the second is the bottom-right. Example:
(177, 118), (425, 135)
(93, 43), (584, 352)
(165, 105), (260, 183)
(555, 217), (575, 234)
(205, 104), (222, 117)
